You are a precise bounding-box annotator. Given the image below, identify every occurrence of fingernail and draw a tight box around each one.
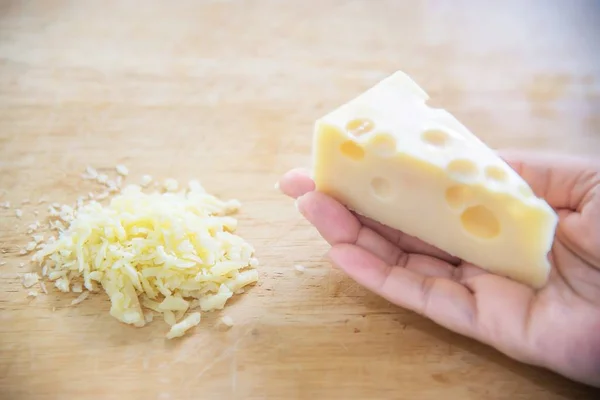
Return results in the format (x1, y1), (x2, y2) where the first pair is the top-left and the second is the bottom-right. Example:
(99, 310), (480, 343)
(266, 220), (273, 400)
(294, 194), (305, 212)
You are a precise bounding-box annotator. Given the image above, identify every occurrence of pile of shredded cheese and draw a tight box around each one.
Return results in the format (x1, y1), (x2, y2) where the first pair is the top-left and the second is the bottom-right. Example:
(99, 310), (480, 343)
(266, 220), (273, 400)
(29, 171), (258, 339)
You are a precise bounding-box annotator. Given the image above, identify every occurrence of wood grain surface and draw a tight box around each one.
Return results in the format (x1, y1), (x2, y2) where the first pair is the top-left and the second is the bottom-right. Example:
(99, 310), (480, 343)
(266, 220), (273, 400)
(1, 1), (599, 399)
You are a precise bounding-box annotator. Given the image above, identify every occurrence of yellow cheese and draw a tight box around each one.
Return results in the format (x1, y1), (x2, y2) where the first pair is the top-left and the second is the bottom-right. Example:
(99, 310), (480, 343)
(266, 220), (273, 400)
(31, 178), (259, 338)
(312, 71), (558, 288)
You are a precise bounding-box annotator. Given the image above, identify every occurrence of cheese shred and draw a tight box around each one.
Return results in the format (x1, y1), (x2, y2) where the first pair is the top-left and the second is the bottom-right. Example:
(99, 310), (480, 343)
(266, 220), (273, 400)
(31, 178), (259, 339)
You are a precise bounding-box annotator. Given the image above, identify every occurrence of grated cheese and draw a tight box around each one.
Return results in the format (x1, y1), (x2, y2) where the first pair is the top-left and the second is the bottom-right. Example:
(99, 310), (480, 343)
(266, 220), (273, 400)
(71, 291), (89, 305)
(220, 315), (234, 327)
(144, 312), (154, 323)
(166, 312), (201, 339)
(0, 261), (6, 266)
(15, 209), (23, 218)
(163, 178), (179, 192)
(27, 221), (40, 234)
(188, 180), (206, 193)
(294, 264), (306, 273)
(28, 290), (38, 298)
(115, 164), (129, 176)
(31, 181), (259, 338)
(96, 174), (108, 184)
(140, 175), (153, 187)
(83, 166), (99, 180)
(1, 201), (10, 209)
(22, 272), (39, 288)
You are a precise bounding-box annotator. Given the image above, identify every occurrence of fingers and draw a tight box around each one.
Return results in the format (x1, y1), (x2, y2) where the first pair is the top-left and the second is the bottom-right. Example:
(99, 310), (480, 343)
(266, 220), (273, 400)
(356, 215), (461, 265)
(296, 191), (361, 245)
(500, 150), (600, 211)
(328, 244), (540, 365)
(328, 244), (479, 338)
(277, 168), (313, 199)
(296, 191), (403, 266)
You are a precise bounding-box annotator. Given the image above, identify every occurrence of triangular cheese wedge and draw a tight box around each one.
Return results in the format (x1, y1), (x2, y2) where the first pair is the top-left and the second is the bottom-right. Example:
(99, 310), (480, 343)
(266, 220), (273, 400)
(312, 71), (558, 288)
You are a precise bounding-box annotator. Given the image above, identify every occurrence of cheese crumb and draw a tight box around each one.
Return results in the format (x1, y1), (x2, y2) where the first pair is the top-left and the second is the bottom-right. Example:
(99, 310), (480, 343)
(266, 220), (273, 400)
(140, 175), (153, 187)
(71, 291), (89, 305)
(0, 261), (6, 266)
(27, 290), (38, 298)
(294, 264), (306, 273)
(144, 312), (154, 323)
(166, 312), (201, 339)
(22, 199), (31, 205)
(27, 221), (40, 234)
(188, 180), (206, 193)
(32, 182), (259, 338)
(1, 201), (10, 209)
(220, 315), (234, 327)
(22, 272), (39, 288)
(15, 209), (23, 218)
(115, 164), (129, 176)
(83, 166), (99, 180)
(40, 281), (48, 294)
(38, 196), (48, 204)
(72, 282), (83, 293)
(164, 178), (179, 192)
(96, 174), (108, 184)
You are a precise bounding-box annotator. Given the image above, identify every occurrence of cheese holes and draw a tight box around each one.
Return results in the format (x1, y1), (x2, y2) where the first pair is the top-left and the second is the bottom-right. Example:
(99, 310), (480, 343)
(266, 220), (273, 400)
(447, 159), (479, 181)
(368, 133), (397, 158)
(460, 205), (500, 239)
(484, 166), (508, 182)
(445, 185), (473, 209)
(421, 129), (450, 148)
(346, 118), (375, 137)
(340, 140), (365, 160)
(370, 177), (392, 199)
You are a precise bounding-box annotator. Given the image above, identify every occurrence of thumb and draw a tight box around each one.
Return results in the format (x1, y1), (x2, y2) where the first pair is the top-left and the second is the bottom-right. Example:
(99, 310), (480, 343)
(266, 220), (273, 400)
(499, 150), (600, 211)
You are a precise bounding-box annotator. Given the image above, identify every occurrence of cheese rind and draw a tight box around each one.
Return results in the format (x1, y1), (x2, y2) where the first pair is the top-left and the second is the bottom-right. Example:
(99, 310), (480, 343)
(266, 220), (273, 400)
(312, 71), (558, 288)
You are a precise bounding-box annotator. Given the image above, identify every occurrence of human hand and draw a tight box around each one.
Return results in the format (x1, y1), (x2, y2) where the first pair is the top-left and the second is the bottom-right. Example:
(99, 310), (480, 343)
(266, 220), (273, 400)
(277, 152), (600, 387)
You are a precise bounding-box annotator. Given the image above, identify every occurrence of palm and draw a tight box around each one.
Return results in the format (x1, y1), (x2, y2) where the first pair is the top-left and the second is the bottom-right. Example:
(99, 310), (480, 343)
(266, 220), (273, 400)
(278, 152), (600, 387)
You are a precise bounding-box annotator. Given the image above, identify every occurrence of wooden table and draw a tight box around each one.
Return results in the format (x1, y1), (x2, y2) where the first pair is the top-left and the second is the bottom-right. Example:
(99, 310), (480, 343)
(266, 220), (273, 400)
(1, 1), (599, 399)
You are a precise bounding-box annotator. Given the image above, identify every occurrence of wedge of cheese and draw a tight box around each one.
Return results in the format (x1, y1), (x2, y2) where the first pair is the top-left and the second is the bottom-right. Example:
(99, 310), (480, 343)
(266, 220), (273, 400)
(311, 71), (558, 288)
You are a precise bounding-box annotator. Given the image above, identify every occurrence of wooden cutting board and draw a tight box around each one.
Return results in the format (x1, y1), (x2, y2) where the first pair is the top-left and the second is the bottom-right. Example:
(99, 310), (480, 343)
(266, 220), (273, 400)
(1, 1), (598, 399)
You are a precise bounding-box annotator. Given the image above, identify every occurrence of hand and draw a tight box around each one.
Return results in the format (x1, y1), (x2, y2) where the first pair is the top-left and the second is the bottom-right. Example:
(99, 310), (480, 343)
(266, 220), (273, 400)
(277, 152), (600, 387)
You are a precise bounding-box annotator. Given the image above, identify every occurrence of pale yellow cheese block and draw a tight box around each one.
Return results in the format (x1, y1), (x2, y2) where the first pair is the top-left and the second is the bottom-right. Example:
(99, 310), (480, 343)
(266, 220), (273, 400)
(311, 71), (558, 288)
